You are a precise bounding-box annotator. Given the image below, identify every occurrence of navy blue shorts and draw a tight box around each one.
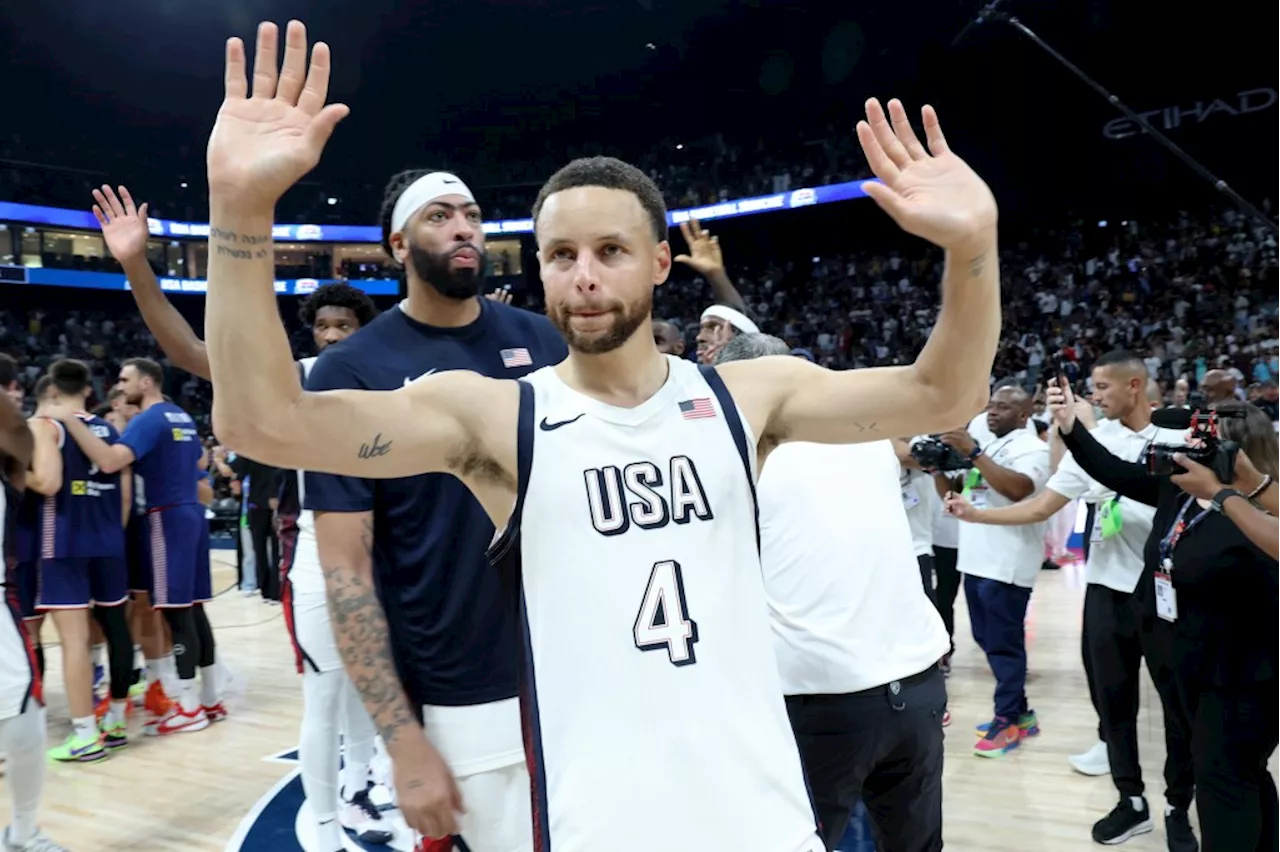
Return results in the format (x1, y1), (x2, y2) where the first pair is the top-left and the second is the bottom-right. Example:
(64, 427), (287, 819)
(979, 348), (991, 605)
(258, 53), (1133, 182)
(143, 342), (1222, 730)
(141, 504), (210, 609)
(36, 556), (129, 610)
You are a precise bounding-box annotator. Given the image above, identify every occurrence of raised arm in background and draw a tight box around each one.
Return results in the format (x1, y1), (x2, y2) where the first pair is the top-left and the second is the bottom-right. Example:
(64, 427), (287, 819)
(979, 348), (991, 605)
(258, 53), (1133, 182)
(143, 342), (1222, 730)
(674, 218), (748, 314)
(93, 185), (212, 381)
(1049, 378), (1162, 508)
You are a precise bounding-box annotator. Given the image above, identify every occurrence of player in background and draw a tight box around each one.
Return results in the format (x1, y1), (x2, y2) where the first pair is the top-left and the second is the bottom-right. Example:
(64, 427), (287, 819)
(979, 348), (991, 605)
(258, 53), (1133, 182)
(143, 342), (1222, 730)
(674, 218), (757, 364)
(201, 22), (998, 848)
(29, 362), (136, 763)
(0, 388), (72, 852)
(90, 183), (391, 850)
(47, 358), (222, 735)
(0, 354), (22, 408)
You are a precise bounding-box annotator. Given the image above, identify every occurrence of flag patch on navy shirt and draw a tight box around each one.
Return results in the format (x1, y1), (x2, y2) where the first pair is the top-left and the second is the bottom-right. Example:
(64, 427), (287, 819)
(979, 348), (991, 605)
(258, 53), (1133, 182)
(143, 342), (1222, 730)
(679, 398), (716, 420)
(500, 348), (532, 368)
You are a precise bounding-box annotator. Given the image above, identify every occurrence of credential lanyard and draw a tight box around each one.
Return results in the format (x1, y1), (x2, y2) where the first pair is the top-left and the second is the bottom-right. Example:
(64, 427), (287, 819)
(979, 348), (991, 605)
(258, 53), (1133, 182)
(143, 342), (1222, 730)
(1158, 495), (1211, 571)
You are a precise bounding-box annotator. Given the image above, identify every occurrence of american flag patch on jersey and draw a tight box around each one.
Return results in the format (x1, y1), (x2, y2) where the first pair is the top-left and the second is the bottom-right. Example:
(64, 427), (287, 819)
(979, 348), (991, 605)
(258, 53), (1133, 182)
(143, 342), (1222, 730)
(678, 398), (716, 420)
(500, 347), (532, 368)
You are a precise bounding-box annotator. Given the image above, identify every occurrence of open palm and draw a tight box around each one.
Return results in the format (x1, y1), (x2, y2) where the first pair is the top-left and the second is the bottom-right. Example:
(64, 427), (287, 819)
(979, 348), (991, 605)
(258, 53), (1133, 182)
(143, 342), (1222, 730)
(207, 20), (349, 210)
(92, 185), (149, 264)
(855, 98), (997, 250)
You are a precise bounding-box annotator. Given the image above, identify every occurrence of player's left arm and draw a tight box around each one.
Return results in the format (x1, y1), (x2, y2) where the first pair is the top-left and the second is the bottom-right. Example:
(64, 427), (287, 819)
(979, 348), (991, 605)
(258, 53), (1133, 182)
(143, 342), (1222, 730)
(53, 407), (137, 475)
(724, 99), (999, 446)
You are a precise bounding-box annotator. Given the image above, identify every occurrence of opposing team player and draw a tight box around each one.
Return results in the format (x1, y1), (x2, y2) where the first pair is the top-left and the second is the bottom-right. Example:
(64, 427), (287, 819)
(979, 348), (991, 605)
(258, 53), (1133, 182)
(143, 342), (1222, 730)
(91, 183), (392, 847)
(202, 22), (999, 850)
(29, 362), (136, 763)
(0, 388), (71, 852)
(48, 358), (222, 735)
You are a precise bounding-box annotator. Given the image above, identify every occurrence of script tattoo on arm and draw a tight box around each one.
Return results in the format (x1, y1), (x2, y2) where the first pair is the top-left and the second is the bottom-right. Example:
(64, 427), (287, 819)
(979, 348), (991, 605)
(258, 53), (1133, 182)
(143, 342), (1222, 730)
(322, 516), (420, 747)
(209, 227), (273, 260)
(358, 433), (393, 460)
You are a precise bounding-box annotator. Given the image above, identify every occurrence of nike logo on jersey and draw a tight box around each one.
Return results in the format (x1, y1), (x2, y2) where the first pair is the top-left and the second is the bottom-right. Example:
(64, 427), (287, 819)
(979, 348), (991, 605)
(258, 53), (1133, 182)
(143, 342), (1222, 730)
(403, 368), (438, 387)
(539, 414), (584, 431)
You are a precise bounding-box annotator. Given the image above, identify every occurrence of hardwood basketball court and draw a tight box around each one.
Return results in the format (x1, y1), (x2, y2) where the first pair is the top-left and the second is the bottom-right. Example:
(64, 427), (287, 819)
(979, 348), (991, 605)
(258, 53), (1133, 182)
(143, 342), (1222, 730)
(3, 551), (1257, 850)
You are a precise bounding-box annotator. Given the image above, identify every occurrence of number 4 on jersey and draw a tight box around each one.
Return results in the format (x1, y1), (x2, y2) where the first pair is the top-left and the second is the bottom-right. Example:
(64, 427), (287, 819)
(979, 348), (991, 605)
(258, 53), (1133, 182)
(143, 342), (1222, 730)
(633, 560), (699, 666)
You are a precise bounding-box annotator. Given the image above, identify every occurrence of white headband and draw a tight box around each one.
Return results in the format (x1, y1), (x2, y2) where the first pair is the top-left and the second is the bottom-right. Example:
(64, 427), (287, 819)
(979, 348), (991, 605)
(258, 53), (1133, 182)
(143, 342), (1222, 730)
(700, 304), (759, 335)
(390, 172), (476, 234)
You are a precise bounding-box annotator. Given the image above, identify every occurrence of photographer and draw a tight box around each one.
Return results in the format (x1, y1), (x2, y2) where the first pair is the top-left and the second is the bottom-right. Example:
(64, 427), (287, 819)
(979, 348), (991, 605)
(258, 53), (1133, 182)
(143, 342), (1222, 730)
(1049, 381), (1278, 852)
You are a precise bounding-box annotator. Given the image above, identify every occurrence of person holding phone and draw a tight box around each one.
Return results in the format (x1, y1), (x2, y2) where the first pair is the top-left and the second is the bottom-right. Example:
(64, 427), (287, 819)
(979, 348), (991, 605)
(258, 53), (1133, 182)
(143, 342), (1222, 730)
(1048, 380), (1278, 852)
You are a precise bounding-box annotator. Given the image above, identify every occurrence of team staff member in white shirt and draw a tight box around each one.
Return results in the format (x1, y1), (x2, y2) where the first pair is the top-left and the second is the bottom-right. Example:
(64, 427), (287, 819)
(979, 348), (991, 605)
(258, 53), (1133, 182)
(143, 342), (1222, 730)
(938, 385), (1050, 757)
(946, 351), (1197, 848)
(719, 334), (951, 852)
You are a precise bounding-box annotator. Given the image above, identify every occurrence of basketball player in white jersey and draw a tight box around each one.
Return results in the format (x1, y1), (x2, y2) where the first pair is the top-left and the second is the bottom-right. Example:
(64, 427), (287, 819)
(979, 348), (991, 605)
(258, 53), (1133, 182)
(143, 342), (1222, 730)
(202, 20), (1000, 849)
(0, 391), (71, 852)
(91, 184), (389, 849)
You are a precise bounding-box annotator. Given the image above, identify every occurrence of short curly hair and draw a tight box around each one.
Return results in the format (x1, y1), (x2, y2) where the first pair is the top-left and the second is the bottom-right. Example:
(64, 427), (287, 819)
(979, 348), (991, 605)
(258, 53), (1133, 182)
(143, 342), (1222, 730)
(297, 282), (379, 329)
(532, 156), (668, 243)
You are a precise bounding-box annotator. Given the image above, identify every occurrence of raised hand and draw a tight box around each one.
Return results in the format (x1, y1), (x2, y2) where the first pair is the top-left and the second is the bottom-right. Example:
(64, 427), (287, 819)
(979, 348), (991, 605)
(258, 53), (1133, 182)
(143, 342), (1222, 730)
(1046, 376), (1077, 432)
(944, 491), (980, 521)
(674, 218), (725, 276)
(92, 185), (150, 265)
(207, 20), (349, 211)
(855, 98), (997, 250)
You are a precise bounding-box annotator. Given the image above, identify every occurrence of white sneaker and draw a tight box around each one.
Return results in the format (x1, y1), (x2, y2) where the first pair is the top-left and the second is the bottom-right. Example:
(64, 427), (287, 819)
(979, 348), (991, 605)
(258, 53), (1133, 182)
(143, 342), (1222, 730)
(3, 827), (71, 852)
(339, 785), (394, 845)
(1069, 740), (1111, 776)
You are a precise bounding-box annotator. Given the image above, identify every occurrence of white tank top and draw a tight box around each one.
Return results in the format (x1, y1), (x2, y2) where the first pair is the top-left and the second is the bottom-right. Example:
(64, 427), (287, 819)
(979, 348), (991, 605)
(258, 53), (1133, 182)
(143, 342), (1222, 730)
(492, 356), (821, 852)
(286, 357), (325, 595)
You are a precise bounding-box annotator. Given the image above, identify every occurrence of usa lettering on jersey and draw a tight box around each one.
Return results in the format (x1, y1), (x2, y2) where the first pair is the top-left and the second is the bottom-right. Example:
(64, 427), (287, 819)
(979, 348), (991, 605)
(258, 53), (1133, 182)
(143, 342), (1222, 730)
(584, 454), (713, 536)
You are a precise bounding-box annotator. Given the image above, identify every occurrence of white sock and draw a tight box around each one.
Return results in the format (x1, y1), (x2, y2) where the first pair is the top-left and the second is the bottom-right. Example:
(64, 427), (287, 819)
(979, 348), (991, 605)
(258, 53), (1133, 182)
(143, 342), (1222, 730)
(199, 665), (219, 707)
(340, 677), (377, 798)
(300, 671), (344, 844)
(178, 678), (200, 713)
(159, 653), (179, 696)
(1130, 796), (1146, 812)
(0, 707), (47, 846)
(72, 715), (97, 742)
(133, 644), (145, 671)
(92, 643), (107, 670)
(108, 701), (128, 726)
(145, 657), (162, 687)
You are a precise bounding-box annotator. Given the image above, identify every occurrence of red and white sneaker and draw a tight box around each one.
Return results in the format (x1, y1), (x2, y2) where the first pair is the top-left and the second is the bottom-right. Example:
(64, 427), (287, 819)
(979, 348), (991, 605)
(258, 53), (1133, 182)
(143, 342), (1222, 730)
(941, 709), (952, 728)
(202, 702), (229, 722)
(149, 704), (210, 736)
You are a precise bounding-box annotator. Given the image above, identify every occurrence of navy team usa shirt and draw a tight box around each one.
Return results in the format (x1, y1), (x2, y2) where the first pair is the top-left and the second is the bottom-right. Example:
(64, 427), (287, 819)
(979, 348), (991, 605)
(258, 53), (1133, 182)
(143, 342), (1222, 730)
(45, 414), (126, 559)
(304, 298), (568, 709)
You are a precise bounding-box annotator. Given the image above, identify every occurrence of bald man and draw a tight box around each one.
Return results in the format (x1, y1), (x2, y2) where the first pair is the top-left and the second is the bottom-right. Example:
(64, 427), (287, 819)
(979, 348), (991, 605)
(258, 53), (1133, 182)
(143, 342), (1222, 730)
(937, 385), (1051, 757)
(1146, 379), (1162, 410)
(1201, 369), (1237, 405)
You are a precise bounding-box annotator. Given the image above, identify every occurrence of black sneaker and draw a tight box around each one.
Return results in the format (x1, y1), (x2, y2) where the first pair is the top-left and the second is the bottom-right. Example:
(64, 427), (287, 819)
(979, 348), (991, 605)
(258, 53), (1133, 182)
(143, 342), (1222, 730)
(1092, 796), (1154, 844)
(1164, 807), (1198, 852)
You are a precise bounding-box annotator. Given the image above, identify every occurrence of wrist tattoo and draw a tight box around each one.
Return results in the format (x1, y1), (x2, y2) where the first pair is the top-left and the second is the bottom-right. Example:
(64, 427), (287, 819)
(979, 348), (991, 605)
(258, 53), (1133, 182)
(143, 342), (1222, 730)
(210, 228), (272, 260)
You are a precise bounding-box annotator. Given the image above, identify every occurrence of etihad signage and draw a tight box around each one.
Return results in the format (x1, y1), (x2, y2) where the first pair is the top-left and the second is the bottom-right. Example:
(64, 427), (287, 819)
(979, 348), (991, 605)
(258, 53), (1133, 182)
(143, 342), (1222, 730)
(1103, 87), (1276, 140)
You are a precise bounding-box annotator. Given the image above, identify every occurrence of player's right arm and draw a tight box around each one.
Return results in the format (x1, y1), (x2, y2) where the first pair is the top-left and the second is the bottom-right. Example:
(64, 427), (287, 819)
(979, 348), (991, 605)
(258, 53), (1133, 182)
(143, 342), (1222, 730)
(23, 419), (63, 496)
(203, 23), (514, 495)
(92, 184), (213, 381)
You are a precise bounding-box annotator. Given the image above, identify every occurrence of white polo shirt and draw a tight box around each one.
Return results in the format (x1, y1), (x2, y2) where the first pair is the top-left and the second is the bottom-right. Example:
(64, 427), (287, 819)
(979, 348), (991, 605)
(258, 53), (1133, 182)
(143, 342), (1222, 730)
(1046, 420), (1187, 594)
(932, 491), (959, 550)
(956, 429), (1051, 588)
(899, 468), (937, 557)
(759, 440), (951, 696)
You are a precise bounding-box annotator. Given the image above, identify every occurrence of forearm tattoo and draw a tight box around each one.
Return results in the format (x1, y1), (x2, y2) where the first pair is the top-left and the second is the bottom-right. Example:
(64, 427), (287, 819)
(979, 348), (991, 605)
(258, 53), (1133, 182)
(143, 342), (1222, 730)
(209, 228), (271, 261)
(322, 516), (417, 746)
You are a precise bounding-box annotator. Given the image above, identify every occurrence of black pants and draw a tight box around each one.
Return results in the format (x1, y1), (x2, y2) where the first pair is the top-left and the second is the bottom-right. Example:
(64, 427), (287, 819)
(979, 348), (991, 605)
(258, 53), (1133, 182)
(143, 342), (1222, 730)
(246, 506), (280, 601)
(931, 546), (961, 654)
(916, 554), (936, 606)
(1084, 583), (1144, 796)
(786, 666), (946, 852)
(1138, 619), (1196, 811)
(1181, 682), (1278, 851)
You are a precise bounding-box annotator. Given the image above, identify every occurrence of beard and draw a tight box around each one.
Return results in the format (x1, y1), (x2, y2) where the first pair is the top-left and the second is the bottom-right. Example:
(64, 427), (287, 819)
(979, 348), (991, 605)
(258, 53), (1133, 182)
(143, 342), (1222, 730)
(548, 289), (652, 355)
(407, 239), (488, 300)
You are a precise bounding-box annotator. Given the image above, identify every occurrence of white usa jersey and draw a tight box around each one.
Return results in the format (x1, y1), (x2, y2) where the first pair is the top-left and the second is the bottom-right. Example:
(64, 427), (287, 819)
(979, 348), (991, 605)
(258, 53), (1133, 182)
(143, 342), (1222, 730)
(282, 357), (325, 596)
(490, 356), (821, 852)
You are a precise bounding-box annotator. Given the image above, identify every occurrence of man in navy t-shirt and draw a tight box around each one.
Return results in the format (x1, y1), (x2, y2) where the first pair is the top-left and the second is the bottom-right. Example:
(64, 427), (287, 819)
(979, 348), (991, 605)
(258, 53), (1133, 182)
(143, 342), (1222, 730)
(56, 357), (224, 737)
(305, 169), (566, 849)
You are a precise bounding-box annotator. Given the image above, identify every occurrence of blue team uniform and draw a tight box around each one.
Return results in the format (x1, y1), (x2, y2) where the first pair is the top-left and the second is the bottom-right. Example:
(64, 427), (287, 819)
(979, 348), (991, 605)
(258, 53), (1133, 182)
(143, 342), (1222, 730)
(36, 415), (130, 609)
(10, 487), (39, 620)
(118, 402), (208, 608)
(304, 299), (567, 710)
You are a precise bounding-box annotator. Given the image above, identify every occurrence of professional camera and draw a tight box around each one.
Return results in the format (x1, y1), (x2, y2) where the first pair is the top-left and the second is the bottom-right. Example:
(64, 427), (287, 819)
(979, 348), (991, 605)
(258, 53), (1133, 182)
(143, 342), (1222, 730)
(1145, 408), (1243, 481)
(909, 436), (974, 473)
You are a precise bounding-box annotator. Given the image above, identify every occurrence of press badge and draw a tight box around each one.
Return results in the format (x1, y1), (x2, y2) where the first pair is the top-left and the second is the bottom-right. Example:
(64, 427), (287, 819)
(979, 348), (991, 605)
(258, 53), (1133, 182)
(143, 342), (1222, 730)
(902, 488), (921, 509)
(1154, 568), (1177, 622)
